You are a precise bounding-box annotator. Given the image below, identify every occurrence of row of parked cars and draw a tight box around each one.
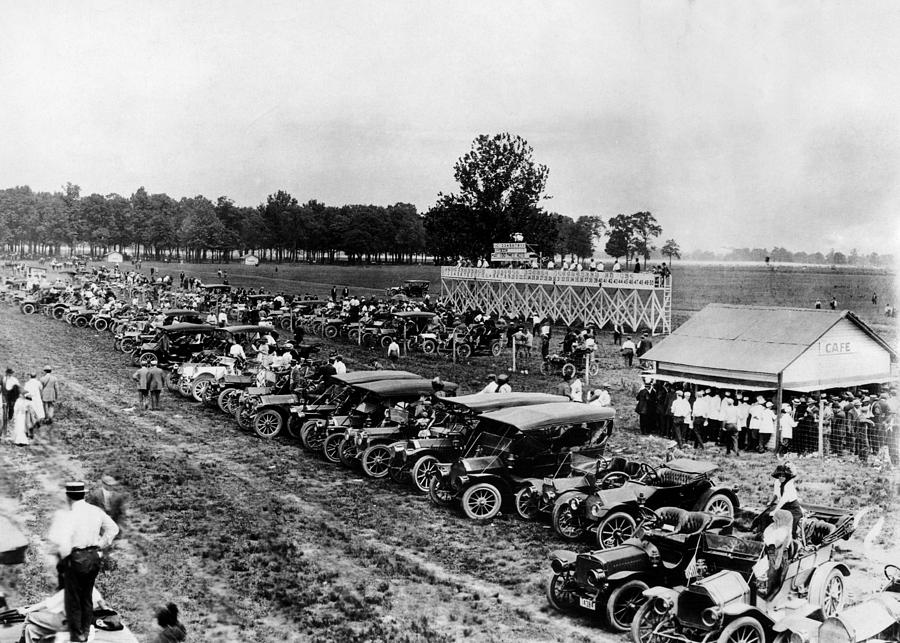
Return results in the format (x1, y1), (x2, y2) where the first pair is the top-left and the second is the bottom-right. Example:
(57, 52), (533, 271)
(4, 279), (896, 643)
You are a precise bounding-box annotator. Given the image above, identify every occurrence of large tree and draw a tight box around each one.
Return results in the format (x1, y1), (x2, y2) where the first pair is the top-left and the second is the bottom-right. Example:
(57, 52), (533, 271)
(661, 238), (681, 263)
(426, 133), (550, 260)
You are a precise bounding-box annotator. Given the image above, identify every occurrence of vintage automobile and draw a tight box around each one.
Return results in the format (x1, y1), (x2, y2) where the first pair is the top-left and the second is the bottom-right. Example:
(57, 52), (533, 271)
(770, 562), (900, 643)
(295, 370), (421, 449)
(632, 508), (856, 643)
(159, 308), (205, 325)
(19, 290), (61, 315)
(428, 402), (613, 521)
(390, 392), (570, 491)
(130, 323), (219, 368)
(553, 458), (739, 546)
(385, 279), (430, 298)
(547, 505), (755, 631)
(172, 356), (239, 402)
(333, 378), (459, 476)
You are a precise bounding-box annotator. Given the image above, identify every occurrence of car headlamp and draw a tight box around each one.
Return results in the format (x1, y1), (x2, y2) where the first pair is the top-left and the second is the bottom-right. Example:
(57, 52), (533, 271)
(590, 503), (603, 518)
(550, 558), (572, 574)
(569, 497), (581, 510)
(393, 444), (405, 452)
(700, 607), (721, 627)
(818, 620), (851, 643)
(588, 568), (607, 588)
(788, 632), (809, 643)
(652, 596), (673, 615)
(437, 464), (451, 476)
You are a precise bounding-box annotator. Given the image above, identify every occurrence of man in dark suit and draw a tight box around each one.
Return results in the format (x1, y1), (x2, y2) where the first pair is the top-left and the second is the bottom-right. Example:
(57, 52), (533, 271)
(635, 380), (657, 435)
(147, 359), (166, 410)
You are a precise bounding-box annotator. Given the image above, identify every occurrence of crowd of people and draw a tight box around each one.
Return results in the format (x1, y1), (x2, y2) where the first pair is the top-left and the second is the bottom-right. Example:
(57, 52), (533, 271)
(631, 379), (900, 463)
(0, 366), (60, 447)
(455, 255), (672, 278)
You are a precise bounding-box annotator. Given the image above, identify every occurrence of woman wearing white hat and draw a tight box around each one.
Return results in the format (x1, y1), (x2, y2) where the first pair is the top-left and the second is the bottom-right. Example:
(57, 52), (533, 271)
(11, 387), (35, 446)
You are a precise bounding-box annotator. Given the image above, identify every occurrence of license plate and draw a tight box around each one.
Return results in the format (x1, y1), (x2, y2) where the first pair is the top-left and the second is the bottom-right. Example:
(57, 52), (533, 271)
(579, 597), (596, 610)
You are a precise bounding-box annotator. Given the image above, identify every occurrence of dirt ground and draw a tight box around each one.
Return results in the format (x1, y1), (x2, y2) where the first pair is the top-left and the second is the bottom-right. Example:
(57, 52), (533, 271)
(0, 297), (897, 641)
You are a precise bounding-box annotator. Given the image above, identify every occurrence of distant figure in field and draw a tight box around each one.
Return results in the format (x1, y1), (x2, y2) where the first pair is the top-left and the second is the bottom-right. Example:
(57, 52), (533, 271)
(814, 300), (822, 309)
(830, 296), (837, 310)
(612, 259), (621, 272)
(872, 292), (878, 305)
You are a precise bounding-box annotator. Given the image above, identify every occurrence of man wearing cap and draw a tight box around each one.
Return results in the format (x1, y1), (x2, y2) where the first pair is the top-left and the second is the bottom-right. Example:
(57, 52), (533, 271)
(736, 395), (750, 450)
(747, 395), (764, 452)
(47, 481), (120, 643)
(479, 374), (498, 394)
(497, 374), (512, 394)
(721, 397), (739, 455)
(39, 365), (61, 426)
(635, 380), (656, 434)
(690, 390), (707, 449)
(333, 355), (347, 375)
(147, 359), (166, 411)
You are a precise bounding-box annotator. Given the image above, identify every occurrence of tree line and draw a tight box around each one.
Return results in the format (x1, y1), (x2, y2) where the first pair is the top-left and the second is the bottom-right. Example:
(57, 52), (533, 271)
(0, 133), (665, 264)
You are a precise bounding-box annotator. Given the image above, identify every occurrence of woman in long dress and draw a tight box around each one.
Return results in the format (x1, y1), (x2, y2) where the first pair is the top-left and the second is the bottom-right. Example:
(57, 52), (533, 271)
(12, 387), (33, 446)
(23, 372), (45, 424)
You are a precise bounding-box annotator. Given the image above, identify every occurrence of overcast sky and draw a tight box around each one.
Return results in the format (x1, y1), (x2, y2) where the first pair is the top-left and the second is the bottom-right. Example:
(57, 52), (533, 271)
(1, 1), (898, 254)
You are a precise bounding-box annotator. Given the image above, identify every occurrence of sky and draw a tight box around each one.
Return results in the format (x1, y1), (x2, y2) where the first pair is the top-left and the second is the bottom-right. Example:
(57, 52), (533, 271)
(1, 0), (898, 255)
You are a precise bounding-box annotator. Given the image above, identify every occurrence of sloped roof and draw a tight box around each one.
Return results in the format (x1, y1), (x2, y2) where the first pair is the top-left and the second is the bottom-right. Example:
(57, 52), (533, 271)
(642, 304), (895, 376)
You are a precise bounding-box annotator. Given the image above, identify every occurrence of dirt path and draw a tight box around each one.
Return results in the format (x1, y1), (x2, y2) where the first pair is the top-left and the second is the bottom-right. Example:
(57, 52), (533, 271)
(0, 306), (620, 642)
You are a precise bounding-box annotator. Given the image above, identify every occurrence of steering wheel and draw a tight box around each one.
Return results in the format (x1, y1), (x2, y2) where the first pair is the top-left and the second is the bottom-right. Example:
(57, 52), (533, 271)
(885, 564), (900, 582)
(634, 463), (658, 484)
(598, 471), (631, 489)
(637, 504), (662, 527)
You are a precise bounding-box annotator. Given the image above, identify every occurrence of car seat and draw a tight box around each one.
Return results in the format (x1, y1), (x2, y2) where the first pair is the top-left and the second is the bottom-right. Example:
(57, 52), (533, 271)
(803, 518), (836, 547)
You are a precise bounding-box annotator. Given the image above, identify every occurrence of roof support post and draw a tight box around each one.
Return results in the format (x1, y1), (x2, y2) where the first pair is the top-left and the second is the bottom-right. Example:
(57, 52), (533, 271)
(818, 396), (825, 458)
(774, 372), (783, 449)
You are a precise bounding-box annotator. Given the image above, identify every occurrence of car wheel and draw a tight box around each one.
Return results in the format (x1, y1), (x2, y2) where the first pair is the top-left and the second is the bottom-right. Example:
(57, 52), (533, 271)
(235, 407), (253, 430)
(455, 343), (472, 359)
(461, 483), (502, 521)
(545, 572), (578, 613)
(253, 409), (283, 439)
(421, 338), (437, 354)
(490, 340), (502, 357)
(299, 420), (321, 451)
(324, 325), (339, 339)
(514, 487), (540, 521)
(178, 378), (193, 397)
(588, 362), (600, 377)
(139, 352), (156, 368)
(606, 579), (650, 632)
(121, 338), (136, 353)
(280, 317), (292, 330)
(411, 455), (439, 493)
(74, 316), (88, 328)
(94, 318), (109, 332)
(811, 568), (846, 617)
(701, 492), (735, 518)
(716, 616), (765, 643)
(190, 375), (215, 402)
(551, 492), (588, 541)
(631, 599), (671, 643)
(347, 328), (360, 342)
(21, 303), (36, 315)
(561, 362), (576, 379)
(428, 476), (454, 508)
(540, 360), (551, 375)
(361, 444), (393, 478)
(53, 307), (66, 320)
(338, 438), (359, 468)
(217, 388), (238, 414)
(596, 511), (637, 549)
(380, 335), (394, 349)
(322, 433), (344, 463)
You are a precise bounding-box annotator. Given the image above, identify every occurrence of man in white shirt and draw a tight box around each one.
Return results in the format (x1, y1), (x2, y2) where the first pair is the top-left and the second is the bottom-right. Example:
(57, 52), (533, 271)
(569, 375), (584, 402)
(690, 390), (707, 449)
(479, 374), (498, 394)
(612, 259), (621, 272)
(333, 355), (347, 375)
(736, 395), (751, 450)
(748, 395), (764, 452)
(496, 374), (512, 394)
(721, 396), (739, 455)
(47, 481), (119, 643)
(670, 390), (691, 448)
(228, 341), (246, 361)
